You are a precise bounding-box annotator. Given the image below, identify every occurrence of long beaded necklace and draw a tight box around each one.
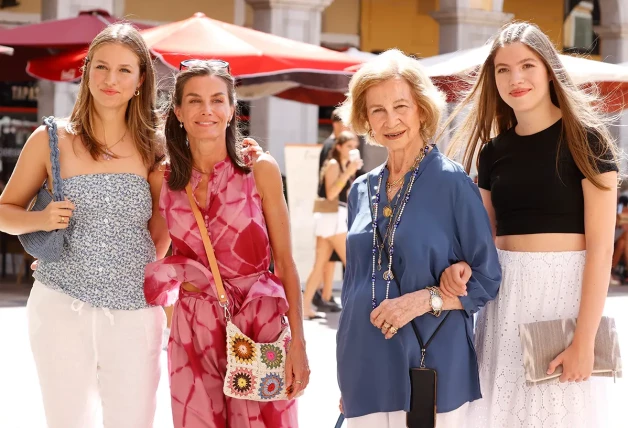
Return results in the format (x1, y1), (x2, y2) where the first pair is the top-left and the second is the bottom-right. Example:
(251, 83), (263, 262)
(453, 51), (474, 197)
(371, 145), (430, 309)
(376, 191), (401, 271)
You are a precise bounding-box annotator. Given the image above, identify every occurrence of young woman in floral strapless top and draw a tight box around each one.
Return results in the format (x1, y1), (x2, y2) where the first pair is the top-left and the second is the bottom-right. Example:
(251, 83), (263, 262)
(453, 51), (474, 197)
(144, 60), (309, 428)
(0, 24), (170, 428)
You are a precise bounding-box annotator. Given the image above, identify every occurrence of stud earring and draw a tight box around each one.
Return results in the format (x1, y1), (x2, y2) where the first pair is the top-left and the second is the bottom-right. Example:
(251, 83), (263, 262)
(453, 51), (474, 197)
(180, 122), (183, 128)
(134, 89), (140, 96)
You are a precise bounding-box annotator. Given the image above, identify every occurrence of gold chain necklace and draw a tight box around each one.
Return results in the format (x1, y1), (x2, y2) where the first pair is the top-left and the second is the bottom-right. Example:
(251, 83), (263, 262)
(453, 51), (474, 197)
(102, 130), (127, 161)
(382, 155), (422, 217)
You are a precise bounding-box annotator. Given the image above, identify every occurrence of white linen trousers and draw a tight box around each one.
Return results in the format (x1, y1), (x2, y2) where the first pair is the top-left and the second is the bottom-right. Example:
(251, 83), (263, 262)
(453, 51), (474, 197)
(26, 281), (165, 428)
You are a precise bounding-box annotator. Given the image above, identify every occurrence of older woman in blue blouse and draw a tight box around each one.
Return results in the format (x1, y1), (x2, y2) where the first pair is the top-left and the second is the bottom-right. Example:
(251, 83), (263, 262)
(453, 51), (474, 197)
(336, 49), (502, 427)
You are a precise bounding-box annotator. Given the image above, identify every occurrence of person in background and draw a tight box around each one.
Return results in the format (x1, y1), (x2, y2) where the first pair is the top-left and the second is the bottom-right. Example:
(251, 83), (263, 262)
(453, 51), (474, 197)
(303, 131), (363, 320)
(611, 195), (628, 284)
(314, 108), (349, 313)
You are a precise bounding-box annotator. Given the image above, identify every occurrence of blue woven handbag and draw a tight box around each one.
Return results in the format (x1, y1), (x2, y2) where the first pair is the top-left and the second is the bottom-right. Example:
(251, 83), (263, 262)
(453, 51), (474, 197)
(18, 117), (66, 261)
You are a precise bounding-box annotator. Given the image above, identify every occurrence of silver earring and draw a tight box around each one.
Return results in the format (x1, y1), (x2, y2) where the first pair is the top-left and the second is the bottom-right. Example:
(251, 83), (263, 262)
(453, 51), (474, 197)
(180, 122), (183, 128)
(369, 130), (375, 138)
(227, 121), (231, 128)
(185, 137), (189, 147)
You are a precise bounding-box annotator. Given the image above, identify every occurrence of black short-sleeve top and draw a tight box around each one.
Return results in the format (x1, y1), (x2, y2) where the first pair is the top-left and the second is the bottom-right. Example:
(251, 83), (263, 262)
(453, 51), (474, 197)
(477, 119), (618, 236)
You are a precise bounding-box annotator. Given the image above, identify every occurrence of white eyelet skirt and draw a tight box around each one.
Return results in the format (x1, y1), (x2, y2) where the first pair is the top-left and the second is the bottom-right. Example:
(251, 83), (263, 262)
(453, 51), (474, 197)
(467, 250), (617, 428)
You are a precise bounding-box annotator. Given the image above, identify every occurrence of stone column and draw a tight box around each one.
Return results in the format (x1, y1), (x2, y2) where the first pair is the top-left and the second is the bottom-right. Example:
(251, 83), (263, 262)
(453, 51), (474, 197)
(245, 0), (334, 174)
(38, 0), (117, 119)
(431, 0), (513, 54)
(596, 0), (628, 174)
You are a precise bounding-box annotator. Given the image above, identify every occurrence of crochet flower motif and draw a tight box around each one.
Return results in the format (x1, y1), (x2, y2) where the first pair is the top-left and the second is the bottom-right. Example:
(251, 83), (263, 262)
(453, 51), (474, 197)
(260, 344), (283, 369)
(229, 333), (256, 365)
(228, 368), (256, 397)
(258, 373), (284, 399)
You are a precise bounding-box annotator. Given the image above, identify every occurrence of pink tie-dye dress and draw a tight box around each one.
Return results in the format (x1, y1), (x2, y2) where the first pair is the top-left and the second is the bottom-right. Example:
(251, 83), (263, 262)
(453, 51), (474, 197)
(144, 159), (298, 428)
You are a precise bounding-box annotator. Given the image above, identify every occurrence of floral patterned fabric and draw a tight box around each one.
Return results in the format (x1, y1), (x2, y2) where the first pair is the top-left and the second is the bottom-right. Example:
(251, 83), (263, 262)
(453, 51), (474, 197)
(144, 159), (297, 428)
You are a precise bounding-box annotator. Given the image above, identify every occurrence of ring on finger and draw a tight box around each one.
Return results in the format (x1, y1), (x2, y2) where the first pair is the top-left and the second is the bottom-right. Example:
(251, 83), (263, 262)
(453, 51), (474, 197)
(59, 216), (65, 223)
(295, 380), (303, 384)
(383, 322), (391, 330)
(389, 326), (398, 335)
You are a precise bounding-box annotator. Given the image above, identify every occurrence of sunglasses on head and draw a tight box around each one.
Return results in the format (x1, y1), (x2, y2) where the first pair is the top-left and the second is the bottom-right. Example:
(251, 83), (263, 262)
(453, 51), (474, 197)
(179, 59), (230, 73)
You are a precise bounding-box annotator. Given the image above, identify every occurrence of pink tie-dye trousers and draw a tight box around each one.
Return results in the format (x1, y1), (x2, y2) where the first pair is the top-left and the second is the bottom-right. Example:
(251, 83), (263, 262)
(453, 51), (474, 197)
(169, 288), (298, 428)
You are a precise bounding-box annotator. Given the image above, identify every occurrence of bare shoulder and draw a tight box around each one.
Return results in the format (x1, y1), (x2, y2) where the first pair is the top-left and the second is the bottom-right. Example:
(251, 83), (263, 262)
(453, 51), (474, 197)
(252, 153), (282, 197)
(253, 152), (279, 172)
(148, 161), (168, 185)
(325, 158), (340, 171)
(21, 125), (51, 158)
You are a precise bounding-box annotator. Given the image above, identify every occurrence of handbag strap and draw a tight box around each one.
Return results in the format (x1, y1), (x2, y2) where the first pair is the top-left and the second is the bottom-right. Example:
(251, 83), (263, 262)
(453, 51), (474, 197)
(43, 116), (63, 202)
(365, 172), (450, 356)
(184, 183), (229, 310)
(334, 414), (345, 428)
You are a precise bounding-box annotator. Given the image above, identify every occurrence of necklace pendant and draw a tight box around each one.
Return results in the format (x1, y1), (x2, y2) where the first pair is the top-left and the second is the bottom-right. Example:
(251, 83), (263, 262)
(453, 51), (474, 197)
(383, 270), (394, 281)
(383, 205), (393, 218)
(102, 150), (112, 161)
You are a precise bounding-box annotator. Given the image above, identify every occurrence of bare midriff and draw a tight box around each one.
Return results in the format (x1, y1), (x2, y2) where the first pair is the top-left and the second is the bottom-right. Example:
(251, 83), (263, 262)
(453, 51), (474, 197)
(496, 233), (586, 252)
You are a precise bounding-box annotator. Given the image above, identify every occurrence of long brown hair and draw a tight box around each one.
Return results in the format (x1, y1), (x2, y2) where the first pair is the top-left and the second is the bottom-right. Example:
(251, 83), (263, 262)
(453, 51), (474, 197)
(443, 21), (618, 189)
(67, 23), (162, 168)
(320, 130), (357, 182)
(163, 62), (249, 191)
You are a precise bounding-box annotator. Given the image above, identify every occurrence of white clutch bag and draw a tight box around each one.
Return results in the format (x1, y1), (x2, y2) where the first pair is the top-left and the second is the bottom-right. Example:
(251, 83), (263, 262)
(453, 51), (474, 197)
(519, 316), (622, 385)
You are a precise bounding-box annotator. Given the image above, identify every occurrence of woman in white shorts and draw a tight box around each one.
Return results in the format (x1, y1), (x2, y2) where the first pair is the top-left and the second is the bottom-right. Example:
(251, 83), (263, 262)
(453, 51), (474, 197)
(303, 131), (362, 319)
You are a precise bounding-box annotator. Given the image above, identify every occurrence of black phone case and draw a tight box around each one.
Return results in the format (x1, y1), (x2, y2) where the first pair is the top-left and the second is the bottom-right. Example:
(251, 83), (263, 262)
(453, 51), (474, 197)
(407, 368), (437, 428)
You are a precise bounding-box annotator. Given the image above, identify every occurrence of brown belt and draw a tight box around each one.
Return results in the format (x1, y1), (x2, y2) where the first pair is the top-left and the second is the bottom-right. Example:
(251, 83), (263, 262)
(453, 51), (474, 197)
(181, 282), (202, 293)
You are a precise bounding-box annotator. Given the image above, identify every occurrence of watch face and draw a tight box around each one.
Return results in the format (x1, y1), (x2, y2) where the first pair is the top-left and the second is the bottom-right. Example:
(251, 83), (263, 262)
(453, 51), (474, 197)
(432, 295), (444, 310)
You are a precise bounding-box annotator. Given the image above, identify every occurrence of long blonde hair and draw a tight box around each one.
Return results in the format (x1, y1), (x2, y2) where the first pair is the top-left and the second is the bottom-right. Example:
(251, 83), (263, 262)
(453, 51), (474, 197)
(443, 21), (618, 189)
(67, 23), (162, 168)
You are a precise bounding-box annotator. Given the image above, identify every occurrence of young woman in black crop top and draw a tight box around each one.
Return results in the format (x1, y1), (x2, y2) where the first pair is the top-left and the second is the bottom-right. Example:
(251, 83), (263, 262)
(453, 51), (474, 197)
(439, 22), (620, 427)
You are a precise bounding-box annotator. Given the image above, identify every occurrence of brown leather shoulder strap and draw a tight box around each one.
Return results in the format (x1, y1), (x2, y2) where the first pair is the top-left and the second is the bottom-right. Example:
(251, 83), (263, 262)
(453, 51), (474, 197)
(184, 184), (228, 306)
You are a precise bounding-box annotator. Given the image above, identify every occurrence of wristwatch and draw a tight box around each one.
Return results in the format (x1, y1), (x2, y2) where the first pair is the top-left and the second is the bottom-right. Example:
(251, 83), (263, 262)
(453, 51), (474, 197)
(426, 286), (443, 317)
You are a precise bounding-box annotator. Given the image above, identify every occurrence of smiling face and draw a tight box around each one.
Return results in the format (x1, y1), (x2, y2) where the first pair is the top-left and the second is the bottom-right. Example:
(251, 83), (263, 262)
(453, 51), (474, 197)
(493, 42), (553, 115)
(88, 43), (143, 109)
(174, 75), (235, 141)
(365, 77), (423, 151)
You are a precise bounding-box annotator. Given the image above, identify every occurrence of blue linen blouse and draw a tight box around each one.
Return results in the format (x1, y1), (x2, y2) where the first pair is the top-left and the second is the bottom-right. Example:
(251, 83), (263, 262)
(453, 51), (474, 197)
(336, 146), (502, 418)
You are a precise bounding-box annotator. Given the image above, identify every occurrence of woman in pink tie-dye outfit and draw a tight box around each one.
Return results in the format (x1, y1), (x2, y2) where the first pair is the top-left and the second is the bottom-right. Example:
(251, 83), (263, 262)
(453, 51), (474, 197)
(144, 60), (309, 428)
